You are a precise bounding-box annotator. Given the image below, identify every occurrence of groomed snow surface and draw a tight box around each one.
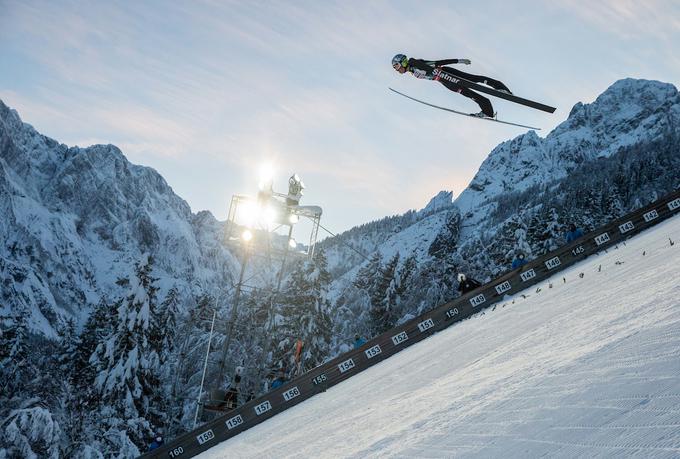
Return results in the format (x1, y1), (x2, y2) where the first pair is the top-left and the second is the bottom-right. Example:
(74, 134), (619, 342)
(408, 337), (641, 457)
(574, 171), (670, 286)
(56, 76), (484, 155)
(199, 215), (680, 459)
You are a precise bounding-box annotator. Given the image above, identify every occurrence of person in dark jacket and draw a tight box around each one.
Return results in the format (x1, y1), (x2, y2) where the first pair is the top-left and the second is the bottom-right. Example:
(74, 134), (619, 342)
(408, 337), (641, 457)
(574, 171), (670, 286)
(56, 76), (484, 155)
(223, 367), (242, 409)
(270, 369), (286, 390)
(148, 435), (163, 451)
(353, 334), (366, 349)
(457, 273), (481, 295)
(392, 53), (512, 118)
(223, 385), (238, 410)
(565, 223), (584, 243)
(511, 252), (528, 270)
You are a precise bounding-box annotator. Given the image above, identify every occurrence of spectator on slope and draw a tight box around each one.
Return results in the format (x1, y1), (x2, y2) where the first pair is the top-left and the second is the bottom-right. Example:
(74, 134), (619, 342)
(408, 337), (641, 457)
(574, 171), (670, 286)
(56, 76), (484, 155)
(565, 223), (584, 243)
(457, 273), (482, 295)
(148, 434), (164, 451)
(270, 369), (287, 390)
(223, 369), (241, 410)
(353, 333), (366, 349)
(263, 372), (274, 393)
(512, 252), (528, 270)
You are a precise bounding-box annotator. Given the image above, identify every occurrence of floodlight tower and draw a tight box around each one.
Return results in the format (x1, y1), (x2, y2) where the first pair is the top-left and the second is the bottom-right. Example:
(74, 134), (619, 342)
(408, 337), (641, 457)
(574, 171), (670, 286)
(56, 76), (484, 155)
(214, 228), (253, 386)
(201, 167), (322, 415)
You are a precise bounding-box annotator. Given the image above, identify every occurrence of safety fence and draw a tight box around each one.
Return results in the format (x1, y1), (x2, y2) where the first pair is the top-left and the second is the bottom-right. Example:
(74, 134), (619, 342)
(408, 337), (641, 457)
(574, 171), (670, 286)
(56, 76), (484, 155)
(143, 188), (680, 459)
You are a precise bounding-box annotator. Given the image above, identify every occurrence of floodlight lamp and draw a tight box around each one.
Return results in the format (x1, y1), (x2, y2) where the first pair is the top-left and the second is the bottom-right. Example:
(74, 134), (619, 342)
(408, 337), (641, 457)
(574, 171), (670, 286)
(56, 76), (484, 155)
(288, 213), (299, 224)
(287, 174), (305, 206)
(288, 238), (297, 248)
(288, 173), (305, 195)
(258, 164), (275, 191)
(241, 229), (253, 242)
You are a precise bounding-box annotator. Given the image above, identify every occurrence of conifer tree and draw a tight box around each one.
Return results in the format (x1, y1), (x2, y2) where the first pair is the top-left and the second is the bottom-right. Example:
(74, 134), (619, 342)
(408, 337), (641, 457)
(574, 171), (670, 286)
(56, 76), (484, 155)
(54, 318), (83, 445)
(370, 252), (400, 335)
(69, 299), (114, 411)
(396, 254), (418, 299)
(0, 312), (65, 458)
(428, 211), (461, 258)
(153, 286), (181, 361)
(89, 254), (164, 451)
(147, 286), (181, 438)
(274, 249), (333, 375)
(541, 207), (563, 252)
(353, 252), (383, 293)
(0, 311), (33, 400)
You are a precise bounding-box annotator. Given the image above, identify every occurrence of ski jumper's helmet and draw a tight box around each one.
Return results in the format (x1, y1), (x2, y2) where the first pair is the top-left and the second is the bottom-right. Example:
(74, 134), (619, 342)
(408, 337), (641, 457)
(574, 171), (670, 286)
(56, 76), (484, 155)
(392, 54), (408, 72)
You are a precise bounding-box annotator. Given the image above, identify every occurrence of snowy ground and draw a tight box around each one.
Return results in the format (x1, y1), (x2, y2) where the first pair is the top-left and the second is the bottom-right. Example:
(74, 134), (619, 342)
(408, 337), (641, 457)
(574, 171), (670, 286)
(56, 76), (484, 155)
(199, 215), (680, 459)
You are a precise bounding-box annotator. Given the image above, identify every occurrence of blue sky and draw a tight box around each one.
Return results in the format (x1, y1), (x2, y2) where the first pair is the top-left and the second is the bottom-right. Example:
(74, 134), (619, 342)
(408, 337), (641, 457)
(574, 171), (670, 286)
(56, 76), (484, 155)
(1, 0), (679, 235)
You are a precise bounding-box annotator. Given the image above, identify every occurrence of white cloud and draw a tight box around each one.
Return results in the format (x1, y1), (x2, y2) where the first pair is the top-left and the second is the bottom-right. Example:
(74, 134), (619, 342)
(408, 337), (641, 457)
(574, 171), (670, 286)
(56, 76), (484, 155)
(557, 0), (680, 40)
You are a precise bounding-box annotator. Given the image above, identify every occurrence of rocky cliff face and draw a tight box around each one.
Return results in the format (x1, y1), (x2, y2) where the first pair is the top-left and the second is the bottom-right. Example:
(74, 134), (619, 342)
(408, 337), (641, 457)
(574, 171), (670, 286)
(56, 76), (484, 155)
(0, 101), (237, 336)
(455, 79), (680, 220)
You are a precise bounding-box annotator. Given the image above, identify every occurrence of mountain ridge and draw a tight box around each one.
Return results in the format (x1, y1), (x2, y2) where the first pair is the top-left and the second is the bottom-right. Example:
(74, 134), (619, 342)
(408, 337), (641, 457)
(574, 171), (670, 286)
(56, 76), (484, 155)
(322, 78), (680, 337)
(0, 99), (237, 335)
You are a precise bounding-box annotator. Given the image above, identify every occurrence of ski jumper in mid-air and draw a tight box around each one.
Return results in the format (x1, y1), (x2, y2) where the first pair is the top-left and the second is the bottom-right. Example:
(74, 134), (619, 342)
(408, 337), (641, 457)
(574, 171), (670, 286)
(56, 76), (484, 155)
(391, 54), (512, 118)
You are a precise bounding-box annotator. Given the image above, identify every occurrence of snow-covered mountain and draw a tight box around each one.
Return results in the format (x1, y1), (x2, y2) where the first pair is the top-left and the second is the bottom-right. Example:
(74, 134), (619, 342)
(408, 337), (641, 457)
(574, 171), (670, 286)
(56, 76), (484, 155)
(1, 78), (678, 458)
(0, 100), (238, 336)
(4, 78), (677, 340)
(2, 77), (678, 346)
(456, 78), (680, 222)
(322, 78), (680, 334)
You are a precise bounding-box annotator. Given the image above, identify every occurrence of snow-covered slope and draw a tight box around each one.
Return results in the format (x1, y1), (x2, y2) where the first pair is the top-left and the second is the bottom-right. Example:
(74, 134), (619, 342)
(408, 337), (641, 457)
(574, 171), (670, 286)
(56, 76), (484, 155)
(0, 100), (237, 335)
(199, 213), (680, 458)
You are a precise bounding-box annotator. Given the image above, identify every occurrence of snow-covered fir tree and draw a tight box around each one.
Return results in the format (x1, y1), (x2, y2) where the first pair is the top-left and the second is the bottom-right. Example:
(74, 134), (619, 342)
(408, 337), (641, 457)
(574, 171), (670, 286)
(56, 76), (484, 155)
(391, 254), (418, 322)
(0, 311), (67, 458)
(88, 254), (165, 454)
(163, 293), (215, 436)
(370, 252), (400, 335)
(154, 286), (180, 359)
(428, 211), (461, 259)
(1, 406), (64, 459)
(273, 249), (333, 375)
(0, 311), (32, 403)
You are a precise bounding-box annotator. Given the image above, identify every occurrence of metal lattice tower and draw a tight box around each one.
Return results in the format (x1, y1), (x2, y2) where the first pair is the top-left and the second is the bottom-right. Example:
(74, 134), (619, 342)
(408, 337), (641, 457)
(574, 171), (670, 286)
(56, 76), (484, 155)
(194, 172), (322, 420)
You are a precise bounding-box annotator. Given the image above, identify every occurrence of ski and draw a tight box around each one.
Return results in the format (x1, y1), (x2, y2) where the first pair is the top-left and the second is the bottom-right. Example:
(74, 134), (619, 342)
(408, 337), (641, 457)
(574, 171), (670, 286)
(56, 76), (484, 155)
(433, 68), (556, 113)
(389, 87), (541, 130)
